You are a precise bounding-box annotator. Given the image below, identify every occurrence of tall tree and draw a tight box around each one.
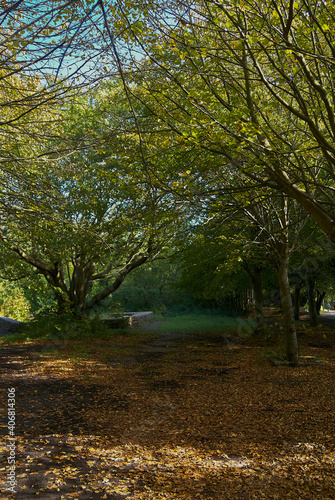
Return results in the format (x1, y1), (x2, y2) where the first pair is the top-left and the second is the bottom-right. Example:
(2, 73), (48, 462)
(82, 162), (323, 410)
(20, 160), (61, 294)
(179, 167), (309, 363)
(0, 0), (114, 203)
(0, 86), (187, 314)
(102, 0), (335, 241)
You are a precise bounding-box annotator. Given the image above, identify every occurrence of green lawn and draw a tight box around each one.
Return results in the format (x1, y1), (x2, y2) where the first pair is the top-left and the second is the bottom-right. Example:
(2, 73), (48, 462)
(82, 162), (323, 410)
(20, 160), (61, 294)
(149, 313), (255, 335)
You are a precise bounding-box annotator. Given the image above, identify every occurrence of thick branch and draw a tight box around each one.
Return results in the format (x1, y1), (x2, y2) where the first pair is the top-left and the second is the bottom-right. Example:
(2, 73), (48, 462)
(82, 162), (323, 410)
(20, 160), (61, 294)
(0, 229), (51, 273)
(85, 255), (149, 310)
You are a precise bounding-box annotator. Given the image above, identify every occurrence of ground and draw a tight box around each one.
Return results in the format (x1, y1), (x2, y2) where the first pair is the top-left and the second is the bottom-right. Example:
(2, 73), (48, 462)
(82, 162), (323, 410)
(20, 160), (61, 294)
(0, 310), (335, 499)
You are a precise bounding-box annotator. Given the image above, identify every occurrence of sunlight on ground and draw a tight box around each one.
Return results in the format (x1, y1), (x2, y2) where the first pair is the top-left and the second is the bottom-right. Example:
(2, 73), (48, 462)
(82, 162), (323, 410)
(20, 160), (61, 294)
(1, 321), (335, 498)
(1, 434), (334, 499)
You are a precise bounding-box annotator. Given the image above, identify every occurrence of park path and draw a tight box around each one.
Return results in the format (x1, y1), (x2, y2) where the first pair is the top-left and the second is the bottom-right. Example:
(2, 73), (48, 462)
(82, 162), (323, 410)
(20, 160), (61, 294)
(319, 311), (335, 329)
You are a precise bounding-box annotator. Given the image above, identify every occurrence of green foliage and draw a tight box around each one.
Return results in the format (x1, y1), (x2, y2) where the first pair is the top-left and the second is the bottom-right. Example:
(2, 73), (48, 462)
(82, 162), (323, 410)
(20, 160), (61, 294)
(0, 84), (188, 315)
(110, 260), (195, 313)
(114, 0), (335, 241)
(3, 0), (335, 327)
(0, 285), (31, 321)
(12, 314), (113, 342)
(176, 224), (255, 312)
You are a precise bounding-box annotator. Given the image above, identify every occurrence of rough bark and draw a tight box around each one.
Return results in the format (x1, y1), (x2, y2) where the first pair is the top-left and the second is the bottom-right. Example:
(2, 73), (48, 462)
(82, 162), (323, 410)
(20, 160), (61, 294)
(276, 255), (299, 365)
(68, 255), (95, 313)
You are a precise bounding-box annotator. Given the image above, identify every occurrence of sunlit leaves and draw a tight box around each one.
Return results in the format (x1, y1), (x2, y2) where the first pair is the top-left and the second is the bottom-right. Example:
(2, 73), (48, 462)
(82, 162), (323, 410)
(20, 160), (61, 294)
(102, 0), (335, 239)
(0, 82), (189, 312)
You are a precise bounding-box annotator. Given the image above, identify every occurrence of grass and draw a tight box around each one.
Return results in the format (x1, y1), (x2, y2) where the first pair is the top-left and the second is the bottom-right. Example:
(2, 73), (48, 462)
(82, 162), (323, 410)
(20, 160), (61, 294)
(147, 312), (256, 335)
(1, 312), (256, 345)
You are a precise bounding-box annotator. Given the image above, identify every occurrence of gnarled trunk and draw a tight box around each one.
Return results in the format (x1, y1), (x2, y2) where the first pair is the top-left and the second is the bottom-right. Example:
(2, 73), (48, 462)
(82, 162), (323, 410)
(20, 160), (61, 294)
(69, 256), (95, 314)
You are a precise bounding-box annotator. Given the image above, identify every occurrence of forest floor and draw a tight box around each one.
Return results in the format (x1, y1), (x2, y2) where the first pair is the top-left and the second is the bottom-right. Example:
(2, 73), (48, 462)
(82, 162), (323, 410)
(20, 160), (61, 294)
(0, 310), (335, 499)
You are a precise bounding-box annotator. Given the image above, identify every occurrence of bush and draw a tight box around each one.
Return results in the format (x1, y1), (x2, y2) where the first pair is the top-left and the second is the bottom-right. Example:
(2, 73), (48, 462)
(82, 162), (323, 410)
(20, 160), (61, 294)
(17, 314), (112, 341)
(0, 288), (31, 321)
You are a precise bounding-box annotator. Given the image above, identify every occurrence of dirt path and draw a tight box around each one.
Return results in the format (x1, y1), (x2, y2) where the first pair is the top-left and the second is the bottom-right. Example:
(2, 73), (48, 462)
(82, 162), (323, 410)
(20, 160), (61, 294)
(319, 311), (335, 329)
(0, 329), (204, 499)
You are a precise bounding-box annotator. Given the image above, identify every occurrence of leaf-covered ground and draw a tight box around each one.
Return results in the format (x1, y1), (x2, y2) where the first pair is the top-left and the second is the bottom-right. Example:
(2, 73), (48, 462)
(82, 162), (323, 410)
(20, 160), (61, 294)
(1, 313), (335, 499)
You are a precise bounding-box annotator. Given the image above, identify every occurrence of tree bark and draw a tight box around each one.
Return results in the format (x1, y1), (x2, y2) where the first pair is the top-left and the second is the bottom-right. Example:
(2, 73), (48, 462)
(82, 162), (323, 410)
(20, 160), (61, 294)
(41, 263), (71, 315)
(85, 254), (149, 311)
(293, 280), (301, 321)
(68, 255), (95, 314)
(252, 265), (263, 331)
(316, 291), (325, 316)
(245, 263), (264, 332)
(276, 254), (299, 365)
(306, 276), (318, 327)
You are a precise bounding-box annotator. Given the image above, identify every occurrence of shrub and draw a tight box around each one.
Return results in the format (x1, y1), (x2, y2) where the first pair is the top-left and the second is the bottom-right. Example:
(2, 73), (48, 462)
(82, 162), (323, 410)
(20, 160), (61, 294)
(0, 288), (31, 321)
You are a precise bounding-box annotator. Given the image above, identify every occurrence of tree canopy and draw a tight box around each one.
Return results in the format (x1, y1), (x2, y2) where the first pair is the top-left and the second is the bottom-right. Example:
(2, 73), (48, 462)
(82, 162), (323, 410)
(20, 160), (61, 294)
(0, 84), (188, 313)
(1, 1), (335, 365)
(101, 0), (335, 240)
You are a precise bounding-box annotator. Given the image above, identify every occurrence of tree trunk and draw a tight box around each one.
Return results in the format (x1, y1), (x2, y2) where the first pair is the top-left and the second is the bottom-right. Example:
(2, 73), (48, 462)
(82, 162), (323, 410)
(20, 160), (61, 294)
(253, 266), (263, 331)
(247, 264), (264, 332)
(41, 263), (72, 315)
(69, 257), (95, 314)
(85, 254), (149, 311)
(306, 276), (318, 327)
(316, 291), (325, 315)
(293, 280), (301, 320)
(273, 170), (335, 242)
(276, 255), (299, 365)
(54, 290), (71, 315)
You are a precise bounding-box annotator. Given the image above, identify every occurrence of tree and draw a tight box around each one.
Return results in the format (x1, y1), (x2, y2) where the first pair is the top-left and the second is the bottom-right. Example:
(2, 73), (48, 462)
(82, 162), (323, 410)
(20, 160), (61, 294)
(220, 190), (305, 364)
(177, 164), (310, 363)
(0, 0), (118, 214)
(111, 258), (195, 313)
(0, 86), (187, 314)
(290, 229), (335, 324)
(103, 0), (335, 241)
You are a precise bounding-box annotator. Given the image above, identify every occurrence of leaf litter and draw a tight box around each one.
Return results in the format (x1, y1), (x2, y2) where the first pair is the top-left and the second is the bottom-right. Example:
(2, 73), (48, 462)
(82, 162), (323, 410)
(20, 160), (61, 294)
(0, 322), (335, 499)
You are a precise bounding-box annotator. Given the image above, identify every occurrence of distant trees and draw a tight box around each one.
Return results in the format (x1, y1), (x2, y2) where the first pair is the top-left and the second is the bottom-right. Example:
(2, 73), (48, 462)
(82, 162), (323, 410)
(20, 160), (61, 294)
(290, 231), (335, 325)
(179, 182), (306, 364)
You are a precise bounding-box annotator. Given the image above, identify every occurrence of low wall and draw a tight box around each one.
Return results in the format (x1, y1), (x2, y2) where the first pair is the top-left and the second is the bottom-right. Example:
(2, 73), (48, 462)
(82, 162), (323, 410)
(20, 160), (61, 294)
(0, 316), (23, 334)
(101, 311), (153, 329)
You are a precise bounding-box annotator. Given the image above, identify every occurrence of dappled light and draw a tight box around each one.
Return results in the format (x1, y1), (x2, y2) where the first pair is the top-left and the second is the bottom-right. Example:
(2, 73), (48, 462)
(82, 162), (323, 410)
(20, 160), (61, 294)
(1, 0), (335, 497)
(1, 318), (335, 498)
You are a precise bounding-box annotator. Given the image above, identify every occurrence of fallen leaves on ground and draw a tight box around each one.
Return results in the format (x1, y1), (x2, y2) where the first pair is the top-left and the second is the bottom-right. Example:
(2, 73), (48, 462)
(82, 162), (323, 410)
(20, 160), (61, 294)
(0, 321), (335, 499)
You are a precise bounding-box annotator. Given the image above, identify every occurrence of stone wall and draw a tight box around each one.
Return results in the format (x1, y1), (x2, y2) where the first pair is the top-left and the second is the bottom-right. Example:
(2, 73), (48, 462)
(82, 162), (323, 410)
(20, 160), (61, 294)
(0, 316), (23, 335)
(101, 312), (153, 329)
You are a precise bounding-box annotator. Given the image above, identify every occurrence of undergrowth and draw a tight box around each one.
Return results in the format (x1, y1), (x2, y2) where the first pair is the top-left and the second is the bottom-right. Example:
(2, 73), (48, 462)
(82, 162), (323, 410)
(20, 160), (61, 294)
(1, 315), (126, 343)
